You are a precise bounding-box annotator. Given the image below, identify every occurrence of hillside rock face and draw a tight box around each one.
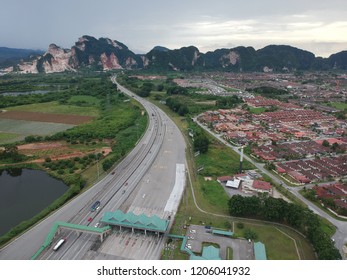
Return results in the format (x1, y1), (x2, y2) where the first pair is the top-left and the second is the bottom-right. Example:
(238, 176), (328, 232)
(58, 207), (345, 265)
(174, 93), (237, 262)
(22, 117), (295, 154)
(17, 36), (143, 73)
(8, 35), (347, 73)
(40, 44), (75, 73)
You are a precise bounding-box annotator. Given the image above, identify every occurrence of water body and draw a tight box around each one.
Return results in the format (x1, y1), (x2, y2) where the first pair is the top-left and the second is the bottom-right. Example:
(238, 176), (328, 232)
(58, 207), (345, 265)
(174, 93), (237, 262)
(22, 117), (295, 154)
(0, 168), (69, 236)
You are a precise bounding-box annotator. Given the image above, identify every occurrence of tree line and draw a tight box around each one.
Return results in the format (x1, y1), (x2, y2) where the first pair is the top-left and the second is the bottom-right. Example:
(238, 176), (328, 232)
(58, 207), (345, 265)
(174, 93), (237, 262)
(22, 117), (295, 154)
(228, 194), (342, 259)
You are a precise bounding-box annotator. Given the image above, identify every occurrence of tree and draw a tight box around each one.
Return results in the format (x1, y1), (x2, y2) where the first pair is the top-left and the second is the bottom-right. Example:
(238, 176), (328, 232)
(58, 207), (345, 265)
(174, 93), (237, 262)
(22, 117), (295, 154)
(244, 228), (258, 240)
(178, 104), (189, 116)
(266, 162), (276, 171)
(157, 84), (164, 91)
(193, 134), (209, 153)
(166, 86), (188, 95)
(0, 144), (24, 162)
(262, 197), (287, 222)
(331, 142), (339, 151)
(228, 195), (247, 216)
(322, 140), (330, 147)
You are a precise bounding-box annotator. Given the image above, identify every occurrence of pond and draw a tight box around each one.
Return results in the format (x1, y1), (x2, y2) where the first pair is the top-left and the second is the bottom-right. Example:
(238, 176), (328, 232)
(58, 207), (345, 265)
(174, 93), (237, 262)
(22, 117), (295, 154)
(0, 168), (69, 236)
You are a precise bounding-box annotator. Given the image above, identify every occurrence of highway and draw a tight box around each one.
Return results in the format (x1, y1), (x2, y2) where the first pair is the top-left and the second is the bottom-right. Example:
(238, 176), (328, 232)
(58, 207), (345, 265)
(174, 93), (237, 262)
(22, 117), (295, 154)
(0, 76), (186, 260)
(193, 116), (347, 257)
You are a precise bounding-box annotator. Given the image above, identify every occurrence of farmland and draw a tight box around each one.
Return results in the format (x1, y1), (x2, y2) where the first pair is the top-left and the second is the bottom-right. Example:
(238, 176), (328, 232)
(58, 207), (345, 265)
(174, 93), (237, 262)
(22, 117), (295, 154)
(0, 73), (148, 181)
(0, 119), (74, 143)
(5, 100), (100, 117)
(0, 110), (94, 125)
(0, 132), (18, 143)
(0, 73), (149, 245)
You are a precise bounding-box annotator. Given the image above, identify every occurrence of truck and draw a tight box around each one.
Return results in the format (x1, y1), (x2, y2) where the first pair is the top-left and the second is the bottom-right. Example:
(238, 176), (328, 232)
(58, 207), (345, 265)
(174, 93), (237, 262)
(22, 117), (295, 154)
(53, 238), (66, 251)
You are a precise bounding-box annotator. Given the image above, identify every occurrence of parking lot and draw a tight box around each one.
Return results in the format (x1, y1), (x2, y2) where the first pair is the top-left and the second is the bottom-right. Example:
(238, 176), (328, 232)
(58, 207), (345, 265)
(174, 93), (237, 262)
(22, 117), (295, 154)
(185, 225), (254, 260)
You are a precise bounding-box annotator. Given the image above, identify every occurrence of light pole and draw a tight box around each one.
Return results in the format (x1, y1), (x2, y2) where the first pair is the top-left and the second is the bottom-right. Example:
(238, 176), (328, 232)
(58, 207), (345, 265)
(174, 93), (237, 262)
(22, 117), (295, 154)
(96, 152), (100, 180)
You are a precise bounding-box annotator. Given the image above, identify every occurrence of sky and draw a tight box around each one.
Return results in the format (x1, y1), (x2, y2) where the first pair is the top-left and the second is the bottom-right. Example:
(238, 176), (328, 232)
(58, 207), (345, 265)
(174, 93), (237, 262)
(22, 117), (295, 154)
(1, 0), (347, 57)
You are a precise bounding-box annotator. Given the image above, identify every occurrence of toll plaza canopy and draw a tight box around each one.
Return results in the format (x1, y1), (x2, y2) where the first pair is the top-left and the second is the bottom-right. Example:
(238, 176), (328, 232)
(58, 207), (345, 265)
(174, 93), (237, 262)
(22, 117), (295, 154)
(101, 210), (169, 233)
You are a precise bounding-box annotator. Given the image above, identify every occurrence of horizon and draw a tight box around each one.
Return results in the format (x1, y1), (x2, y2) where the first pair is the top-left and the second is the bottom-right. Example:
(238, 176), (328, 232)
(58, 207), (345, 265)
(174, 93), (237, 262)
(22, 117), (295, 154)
(1, 0), (347, 58)
(1, 36), (346, 59)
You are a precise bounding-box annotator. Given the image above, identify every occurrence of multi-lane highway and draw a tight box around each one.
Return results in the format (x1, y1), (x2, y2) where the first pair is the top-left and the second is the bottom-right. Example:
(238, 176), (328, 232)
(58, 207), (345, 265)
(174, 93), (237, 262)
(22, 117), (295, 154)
(0, 76), (186, 260)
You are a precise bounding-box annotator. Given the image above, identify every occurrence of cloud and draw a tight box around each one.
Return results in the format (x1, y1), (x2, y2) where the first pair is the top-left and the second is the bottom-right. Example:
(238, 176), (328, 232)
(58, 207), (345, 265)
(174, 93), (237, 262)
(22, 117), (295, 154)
(1, 0), (346, 57)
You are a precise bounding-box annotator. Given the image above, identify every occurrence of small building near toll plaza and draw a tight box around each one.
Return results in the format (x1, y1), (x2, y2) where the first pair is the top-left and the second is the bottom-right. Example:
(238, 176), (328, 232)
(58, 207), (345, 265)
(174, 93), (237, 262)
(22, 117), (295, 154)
(190, 245), (221, 260)
(254, 242), (267, 260)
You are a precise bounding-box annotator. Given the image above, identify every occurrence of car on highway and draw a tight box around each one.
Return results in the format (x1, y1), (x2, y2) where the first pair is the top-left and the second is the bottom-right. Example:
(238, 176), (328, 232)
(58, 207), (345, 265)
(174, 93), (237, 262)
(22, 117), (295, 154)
(94, 223), (100, 228)
(87, 217), (93, 222)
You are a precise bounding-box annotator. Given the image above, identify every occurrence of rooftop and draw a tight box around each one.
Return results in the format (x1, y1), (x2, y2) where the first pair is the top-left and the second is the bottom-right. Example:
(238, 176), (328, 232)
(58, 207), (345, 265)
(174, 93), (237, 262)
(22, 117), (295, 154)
(101, 210), (169, 232)
(190, 245), (221, 260)
(254, 242), (267, 260)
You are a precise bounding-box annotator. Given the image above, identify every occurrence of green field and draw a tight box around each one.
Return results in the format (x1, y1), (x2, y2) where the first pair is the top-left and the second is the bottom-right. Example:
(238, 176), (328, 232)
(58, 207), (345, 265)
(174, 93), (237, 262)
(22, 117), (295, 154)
(68, 95), (101, 106)
(0, 119), (74, 137)
(0, 132), (20, 144)
(196, 141), (254, 177)
(235, 223), (307, 260)
(327, 102), (347, 110)
(151, 94), (315, 259)
(324, 102), (347, 110)
(249, 107), (266, 114)
(198, 177), (230, 213)
(5, 101), (100, 117)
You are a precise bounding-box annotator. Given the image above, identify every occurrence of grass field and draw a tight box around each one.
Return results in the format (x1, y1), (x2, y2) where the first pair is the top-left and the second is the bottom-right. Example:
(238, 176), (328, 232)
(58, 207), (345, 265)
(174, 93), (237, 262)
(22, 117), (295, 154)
(198, 177), (230, 213)
(0, 119), (74, 137)
(327, 102), (347, 110)
(151, 105), (315, 259)
(235, 223), (306, 260)
(249, 107), (266, 114)
(144, 87), (317, 260)
(68, 95), (100, 106)
(5, 101), (100, 117)
(0, 132), (19, 144)
(196, 141), (254, 177)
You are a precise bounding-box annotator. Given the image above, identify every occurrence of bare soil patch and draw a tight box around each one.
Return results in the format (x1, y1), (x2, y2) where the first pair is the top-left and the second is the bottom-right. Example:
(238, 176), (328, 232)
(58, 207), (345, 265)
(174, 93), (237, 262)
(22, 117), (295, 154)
(18, 142), (64, 150)
(16, 141), (113, 164)
(0, 111), (94, 125)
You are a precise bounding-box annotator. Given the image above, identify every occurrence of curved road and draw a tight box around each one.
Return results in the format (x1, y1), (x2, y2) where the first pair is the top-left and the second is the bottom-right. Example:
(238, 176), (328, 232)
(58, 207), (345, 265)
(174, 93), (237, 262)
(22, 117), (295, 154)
(193, 116), (347, 257)
(0, 76), (186, 260)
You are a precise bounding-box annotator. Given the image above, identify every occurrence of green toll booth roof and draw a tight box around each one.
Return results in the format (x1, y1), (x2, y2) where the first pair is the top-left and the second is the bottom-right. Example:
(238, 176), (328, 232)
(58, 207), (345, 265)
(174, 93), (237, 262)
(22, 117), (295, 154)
(101, 210), (169, 232)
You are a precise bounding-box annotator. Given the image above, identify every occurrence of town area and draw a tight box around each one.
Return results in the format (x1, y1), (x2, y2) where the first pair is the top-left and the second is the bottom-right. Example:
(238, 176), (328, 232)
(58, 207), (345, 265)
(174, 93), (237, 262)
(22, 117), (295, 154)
(183, 71), (347, 218)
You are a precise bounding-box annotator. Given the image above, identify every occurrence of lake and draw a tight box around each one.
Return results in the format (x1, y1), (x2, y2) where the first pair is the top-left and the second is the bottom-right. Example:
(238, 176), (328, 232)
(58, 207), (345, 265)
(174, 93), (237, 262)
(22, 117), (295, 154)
(0, 168), (69, 236)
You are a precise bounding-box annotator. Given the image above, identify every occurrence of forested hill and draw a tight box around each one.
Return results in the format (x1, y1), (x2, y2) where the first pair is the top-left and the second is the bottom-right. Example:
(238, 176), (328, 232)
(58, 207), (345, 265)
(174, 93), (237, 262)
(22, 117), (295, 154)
(2, 35), (347, 73)
(0, 47), (43, 65)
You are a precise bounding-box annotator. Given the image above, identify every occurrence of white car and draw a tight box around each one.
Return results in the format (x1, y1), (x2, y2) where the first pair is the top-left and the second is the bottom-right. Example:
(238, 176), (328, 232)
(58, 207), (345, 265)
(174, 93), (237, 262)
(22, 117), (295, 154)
(94, 223), (100, 228)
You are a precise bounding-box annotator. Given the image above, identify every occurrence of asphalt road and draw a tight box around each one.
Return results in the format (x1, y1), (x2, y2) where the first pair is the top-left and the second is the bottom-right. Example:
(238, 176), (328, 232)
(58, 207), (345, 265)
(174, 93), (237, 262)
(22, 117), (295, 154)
(193, 116), (347, 257)
(0, 76), (186, 260)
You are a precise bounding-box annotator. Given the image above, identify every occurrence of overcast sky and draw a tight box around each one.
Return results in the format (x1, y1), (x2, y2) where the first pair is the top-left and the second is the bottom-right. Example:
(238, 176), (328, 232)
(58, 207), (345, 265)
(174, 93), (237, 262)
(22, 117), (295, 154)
(1, 0), (346, 57)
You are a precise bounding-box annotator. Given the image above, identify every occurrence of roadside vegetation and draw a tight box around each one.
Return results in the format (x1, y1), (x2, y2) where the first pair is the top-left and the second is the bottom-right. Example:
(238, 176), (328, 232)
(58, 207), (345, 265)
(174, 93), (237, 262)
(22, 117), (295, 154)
(117, 72), (320, 259)
(0, 72), (148, 246)
(229, 194), (341, 259)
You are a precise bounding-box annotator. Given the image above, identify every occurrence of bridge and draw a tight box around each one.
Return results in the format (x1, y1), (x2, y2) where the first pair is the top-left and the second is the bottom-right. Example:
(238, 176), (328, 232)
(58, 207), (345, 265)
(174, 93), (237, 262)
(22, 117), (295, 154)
(31, 221), (111, 260)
